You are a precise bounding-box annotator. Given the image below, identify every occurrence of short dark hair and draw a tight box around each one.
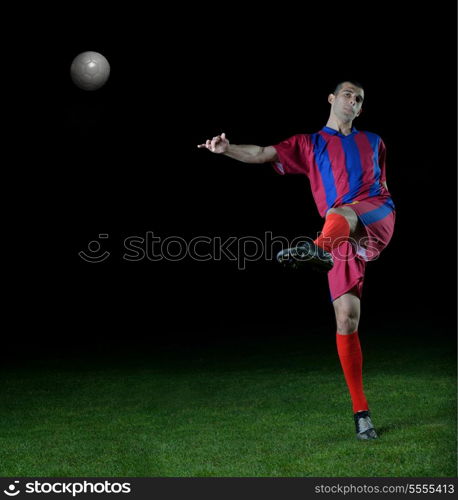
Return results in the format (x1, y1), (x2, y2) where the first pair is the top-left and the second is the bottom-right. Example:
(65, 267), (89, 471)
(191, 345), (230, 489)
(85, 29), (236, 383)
(333, 80), (364, 95)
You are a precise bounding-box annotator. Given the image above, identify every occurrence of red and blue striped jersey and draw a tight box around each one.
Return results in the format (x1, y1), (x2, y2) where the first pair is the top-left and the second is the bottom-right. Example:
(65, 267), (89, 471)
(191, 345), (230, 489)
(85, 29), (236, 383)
(272, 126), (394, 217)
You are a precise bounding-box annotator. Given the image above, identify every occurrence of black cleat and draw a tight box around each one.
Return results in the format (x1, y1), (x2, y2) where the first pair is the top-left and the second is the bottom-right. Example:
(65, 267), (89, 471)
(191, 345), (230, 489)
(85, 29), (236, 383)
(276, 242), (334, 272)
(354, 410), (378, 440)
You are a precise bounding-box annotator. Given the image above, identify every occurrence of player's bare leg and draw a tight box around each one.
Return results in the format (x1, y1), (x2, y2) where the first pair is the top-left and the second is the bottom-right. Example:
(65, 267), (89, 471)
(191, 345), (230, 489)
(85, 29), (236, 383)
(333, 291), (360, 334)
(333, 291), (378, 440)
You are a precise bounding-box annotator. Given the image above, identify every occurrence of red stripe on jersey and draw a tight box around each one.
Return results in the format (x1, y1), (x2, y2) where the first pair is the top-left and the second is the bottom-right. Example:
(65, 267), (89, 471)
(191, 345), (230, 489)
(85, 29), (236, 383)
(353, 132), (377, 197)
(309, 132), (335, 215)
(320, 131), (350, 207)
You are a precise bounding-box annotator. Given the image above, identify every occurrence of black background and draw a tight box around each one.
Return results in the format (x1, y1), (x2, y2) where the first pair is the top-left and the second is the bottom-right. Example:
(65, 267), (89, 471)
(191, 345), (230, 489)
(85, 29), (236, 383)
(11, 3), (457, 355)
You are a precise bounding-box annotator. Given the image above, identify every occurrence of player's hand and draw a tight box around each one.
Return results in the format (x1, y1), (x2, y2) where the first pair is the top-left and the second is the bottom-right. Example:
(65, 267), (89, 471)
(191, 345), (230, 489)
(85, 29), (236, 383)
(197, 133), (229, 154)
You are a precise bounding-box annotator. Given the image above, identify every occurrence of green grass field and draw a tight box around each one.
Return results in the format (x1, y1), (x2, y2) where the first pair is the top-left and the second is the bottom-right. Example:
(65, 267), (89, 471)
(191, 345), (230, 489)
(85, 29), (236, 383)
(1, 321), (456, 477)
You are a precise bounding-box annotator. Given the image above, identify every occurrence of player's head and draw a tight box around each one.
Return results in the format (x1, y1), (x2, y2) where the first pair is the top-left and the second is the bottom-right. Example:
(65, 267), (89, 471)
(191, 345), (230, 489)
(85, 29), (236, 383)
(328, 81), (364, 122)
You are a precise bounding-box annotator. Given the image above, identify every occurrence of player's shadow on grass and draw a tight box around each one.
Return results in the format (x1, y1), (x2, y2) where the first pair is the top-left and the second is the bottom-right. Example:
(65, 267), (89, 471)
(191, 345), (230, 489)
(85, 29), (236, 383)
(375, 426), (391, 436)
(376, 424), (408, 437)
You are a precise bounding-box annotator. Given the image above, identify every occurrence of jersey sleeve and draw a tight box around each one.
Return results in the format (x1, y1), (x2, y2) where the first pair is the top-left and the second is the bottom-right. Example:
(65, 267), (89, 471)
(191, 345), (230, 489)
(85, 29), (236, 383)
(271, 134), (309, 176)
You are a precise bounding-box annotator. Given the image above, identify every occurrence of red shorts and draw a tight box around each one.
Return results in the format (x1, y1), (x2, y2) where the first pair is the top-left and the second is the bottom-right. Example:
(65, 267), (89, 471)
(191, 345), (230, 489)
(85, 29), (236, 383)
(327, 197), (395, 302)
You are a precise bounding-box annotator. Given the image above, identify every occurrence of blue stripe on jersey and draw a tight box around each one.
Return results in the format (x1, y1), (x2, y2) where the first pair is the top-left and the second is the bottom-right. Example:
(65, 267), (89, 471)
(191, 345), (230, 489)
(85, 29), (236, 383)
(365, 132), (382, 197)
(340, 136), (364, 204)
(312, 133), (338, 210)
(359, 200), (395, 226)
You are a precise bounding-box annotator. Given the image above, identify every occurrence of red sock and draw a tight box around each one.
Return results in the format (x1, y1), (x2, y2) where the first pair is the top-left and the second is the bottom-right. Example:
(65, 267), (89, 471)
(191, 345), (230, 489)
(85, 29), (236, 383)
(336, 331), (368, 413)
(314, 213), (350, 252)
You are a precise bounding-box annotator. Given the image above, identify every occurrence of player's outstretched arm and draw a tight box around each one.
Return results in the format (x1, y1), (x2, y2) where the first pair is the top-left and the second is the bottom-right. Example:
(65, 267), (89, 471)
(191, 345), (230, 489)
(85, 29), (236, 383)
(197, 133), (278, 164)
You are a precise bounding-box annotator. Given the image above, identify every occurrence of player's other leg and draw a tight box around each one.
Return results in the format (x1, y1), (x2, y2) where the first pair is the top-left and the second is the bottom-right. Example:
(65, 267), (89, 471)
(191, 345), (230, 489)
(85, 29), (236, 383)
(276, 205), (359, 272)
(333, 291), (378, 440)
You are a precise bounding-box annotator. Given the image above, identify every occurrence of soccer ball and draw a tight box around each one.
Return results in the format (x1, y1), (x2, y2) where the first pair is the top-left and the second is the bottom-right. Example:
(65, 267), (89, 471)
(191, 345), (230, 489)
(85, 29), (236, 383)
(70, 51), (110, 91)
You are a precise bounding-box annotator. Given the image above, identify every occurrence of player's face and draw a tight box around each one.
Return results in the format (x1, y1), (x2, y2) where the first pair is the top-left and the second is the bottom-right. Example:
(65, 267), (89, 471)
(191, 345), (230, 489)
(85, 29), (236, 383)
(328, 84), (364, 122)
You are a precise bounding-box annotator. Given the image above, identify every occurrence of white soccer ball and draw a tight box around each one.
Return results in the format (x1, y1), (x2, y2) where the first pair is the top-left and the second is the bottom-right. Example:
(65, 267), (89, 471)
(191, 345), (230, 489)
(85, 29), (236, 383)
(70, 51), (110, 91)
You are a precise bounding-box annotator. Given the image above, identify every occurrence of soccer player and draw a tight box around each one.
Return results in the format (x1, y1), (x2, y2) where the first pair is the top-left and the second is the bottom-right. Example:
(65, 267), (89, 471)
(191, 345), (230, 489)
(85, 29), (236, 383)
(197, 81), (395, 440)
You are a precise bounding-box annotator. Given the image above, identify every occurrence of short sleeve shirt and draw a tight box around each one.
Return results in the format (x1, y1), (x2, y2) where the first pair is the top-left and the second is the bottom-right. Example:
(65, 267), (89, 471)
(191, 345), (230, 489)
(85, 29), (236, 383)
(272, 126), (393, 217)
